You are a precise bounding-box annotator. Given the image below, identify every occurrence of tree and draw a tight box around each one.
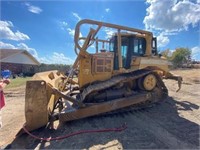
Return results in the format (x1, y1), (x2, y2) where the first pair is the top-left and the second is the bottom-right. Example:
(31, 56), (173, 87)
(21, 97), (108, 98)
(171, 47), (191, 68)
(160, 49), (171, 59)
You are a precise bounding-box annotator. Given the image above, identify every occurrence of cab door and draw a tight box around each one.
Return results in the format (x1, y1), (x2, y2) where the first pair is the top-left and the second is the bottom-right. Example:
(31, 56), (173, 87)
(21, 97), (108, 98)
(121, 37), (129, 69)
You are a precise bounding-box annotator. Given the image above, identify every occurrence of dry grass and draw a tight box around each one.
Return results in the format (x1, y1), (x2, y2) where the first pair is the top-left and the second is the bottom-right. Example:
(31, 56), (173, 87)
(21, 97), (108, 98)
(171, 68), (200, 84)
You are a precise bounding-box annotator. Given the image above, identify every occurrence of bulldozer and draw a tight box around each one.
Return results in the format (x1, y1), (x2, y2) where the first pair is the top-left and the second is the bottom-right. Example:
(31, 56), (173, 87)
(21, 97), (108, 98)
(23, 19), (182, 132)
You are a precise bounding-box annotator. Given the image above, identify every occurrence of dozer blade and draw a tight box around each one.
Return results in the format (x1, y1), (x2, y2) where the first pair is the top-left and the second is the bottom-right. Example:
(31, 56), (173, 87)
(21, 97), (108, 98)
(25, 80), (49, 131)
(24, 70), (65, 131)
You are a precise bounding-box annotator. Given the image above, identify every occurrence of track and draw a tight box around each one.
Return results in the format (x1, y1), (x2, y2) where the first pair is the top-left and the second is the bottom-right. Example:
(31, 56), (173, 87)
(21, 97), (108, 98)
(77, 69), (168, 101)
(58, 70), (169, 126)
(58, 69), (169, 123)
(78, 69), (153, 101)
(78, 68), (168, 110)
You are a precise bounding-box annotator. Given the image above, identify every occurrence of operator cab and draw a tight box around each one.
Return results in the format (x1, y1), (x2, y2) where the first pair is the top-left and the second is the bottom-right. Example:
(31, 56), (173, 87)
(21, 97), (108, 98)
(109, 34), (157, 70)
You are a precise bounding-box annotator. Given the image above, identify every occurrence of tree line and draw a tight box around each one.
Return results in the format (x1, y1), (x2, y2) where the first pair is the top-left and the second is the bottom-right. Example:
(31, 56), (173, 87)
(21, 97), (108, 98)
(21, 63), (71, 77)
(160, 47), (193, 68)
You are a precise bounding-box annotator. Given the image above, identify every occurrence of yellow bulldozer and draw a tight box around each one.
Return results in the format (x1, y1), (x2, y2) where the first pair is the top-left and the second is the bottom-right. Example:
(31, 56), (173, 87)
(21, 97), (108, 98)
(23, 19), (182, 132)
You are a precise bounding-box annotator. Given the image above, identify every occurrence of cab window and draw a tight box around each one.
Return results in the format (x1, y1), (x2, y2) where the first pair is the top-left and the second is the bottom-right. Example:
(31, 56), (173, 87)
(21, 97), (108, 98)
(132, 38), (146, 56)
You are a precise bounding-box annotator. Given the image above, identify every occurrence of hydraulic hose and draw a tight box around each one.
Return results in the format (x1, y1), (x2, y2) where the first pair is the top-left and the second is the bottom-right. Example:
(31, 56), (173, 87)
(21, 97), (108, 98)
(23, 123), (127, 142)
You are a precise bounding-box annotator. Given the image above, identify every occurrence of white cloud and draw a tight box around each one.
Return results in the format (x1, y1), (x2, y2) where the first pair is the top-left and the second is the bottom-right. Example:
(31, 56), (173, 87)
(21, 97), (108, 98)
(72, 12), (81, 21)
(0, 41), (16, 49)
(40, 52), (74, 64)
(28, 6), (42, 14)
(143, 0), (200, 32)
(0, 41), (74, 64)
(105, 8), (110, 12)
(157, 32), (170, 47)
(0, 20), (13, 27)
(67, 28), (75, 38)
(62, 21), (68, 26)
(60, 21), (68, 30)
(191, 46), (200, 60)
(104, 28), (115, 39)
(0, 20), (30, 41)
(17, 43), (38, 59)
(62, 21), (68, 27)
(67, 27), (83, 39)
(25, 2), (43, 14)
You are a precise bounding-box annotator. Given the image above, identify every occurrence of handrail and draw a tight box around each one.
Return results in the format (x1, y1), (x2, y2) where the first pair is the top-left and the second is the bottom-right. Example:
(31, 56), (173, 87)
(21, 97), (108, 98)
(74, 19), (152, 51)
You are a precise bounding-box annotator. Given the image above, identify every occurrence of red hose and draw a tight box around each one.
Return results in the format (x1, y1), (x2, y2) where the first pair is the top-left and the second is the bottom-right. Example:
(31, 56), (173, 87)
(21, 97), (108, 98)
(23, 123), (127, 141)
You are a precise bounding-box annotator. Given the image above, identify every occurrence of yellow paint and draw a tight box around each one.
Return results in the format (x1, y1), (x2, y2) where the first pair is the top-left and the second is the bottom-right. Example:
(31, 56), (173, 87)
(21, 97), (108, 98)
(78, 55), (112, 89)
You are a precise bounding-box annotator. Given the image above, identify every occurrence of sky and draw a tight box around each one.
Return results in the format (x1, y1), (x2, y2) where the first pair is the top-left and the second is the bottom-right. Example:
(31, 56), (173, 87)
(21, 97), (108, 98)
(0, 0), (200, 64)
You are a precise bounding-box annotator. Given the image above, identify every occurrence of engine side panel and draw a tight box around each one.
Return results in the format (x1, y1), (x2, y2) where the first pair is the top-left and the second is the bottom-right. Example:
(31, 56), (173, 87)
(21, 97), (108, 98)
(78, 52), (114, 89)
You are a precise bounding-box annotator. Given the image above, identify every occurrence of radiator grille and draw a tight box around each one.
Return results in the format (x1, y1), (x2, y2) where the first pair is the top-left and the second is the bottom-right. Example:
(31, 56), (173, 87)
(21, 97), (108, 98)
(92, 52), (114, 73)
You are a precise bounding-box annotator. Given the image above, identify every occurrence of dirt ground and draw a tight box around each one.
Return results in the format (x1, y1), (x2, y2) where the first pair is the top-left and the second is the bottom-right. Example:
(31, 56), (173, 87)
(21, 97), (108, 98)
(0, 69), (199, 149)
